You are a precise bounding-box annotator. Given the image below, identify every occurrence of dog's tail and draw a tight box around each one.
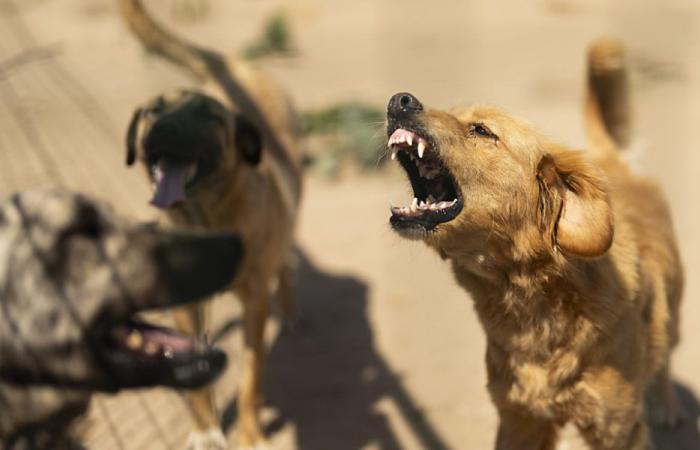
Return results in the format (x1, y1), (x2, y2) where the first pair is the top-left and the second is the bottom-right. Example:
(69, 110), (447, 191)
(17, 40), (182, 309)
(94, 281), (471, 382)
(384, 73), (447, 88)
(119, 0), (221, 81)
(584, 37), (630, 155)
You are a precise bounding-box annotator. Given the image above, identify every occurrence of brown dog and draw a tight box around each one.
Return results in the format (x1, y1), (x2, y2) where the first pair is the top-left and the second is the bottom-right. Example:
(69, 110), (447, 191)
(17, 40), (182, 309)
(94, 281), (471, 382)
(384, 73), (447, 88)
(385, 38), (683, 449)
(120, 1), (302, 448)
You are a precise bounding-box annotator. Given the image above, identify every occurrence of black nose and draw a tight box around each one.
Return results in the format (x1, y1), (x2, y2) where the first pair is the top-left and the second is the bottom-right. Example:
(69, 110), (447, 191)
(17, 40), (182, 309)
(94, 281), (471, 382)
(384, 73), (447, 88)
(387, 92), (423, 119)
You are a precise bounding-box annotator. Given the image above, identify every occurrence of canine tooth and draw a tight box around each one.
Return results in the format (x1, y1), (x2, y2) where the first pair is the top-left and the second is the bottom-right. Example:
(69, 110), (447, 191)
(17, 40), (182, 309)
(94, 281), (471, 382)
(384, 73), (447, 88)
(407, 135), (413, 146)
(417, 140), (426, 158)
(126, 331), (143, 349)
(411, 197), (418, 208)
(144, 341), (160, 355)
(391, 148), (398, 160)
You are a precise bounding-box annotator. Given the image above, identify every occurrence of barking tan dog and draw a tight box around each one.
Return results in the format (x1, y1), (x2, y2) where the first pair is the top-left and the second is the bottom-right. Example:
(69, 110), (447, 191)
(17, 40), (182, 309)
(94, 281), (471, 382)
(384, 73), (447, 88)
(385, 38), (683, 449)
(120, 1), (302, 448)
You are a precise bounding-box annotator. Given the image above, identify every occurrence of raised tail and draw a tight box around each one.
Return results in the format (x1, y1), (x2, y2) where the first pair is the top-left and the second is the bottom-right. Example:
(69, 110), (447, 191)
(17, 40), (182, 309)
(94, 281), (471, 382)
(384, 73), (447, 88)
(119, 0), (222, 81)
(584, 37), (630, 154)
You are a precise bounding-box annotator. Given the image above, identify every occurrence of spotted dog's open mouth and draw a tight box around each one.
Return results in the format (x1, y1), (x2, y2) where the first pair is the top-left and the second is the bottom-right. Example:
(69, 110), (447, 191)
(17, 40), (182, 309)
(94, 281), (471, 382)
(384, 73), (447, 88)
(388, 127), (463, 233)
(94, 316), (225, 390)
(88, 231), (243, 391)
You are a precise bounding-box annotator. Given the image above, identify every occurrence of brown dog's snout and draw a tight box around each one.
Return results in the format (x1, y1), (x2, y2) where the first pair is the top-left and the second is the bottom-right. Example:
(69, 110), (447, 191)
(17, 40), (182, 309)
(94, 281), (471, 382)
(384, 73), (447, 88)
(387, 92), (423, 120)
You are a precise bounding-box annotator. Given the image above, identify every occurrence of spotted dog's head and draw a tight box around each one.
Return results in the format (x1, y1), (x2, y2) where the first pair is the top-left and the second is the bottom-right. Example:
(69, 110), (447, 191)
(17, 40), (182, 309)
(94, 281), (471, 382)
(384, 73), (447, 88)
(125, 89), (263, 210)
(386, 92), (613, 263)
(0, 189), (242, 446)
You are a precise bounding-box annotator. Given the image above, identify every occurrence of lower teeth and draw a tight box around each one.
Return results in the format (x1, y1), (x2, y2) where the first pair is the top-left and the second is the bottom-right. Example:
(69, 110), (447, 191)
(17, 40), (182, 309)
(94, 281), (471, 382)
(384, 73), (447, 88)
(393, 199), (457, 215)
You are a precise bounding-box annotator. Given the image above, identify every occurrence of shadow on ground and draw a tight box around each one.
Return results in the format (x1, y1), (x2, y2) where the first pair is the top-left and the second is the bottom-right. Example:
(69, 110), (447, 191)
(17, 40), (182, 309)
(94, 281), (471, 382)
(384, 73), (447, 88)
(253, 250), (449, 450)
(651, 382), (700, 450)
(216, 251), (700, 450)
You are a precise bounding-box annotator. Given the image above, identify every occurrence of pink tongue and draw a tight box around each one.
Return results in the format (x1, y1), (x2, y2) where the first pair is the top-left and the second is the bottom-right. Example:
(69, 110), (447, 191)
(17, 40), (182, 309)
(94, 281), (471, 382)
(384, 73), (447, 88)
(150, 161), (189, 209)
(140, 328), (195, 352)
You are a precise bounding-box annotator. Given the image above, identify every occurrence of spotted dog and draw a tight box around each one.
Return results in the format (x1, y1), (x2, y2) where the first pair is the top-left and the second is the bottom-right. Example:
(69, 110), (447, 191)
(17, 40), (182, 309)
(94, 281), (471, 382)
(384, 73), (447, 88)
(0, 189), (242, 450)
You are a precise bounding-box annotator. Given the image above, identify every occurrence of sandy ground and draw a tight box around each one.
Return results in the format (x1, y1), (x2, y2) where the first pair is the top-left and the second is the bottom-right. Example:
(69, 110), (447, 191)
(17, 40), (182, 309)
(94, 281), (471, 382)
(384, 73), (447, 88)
(0, 0), (699, 449)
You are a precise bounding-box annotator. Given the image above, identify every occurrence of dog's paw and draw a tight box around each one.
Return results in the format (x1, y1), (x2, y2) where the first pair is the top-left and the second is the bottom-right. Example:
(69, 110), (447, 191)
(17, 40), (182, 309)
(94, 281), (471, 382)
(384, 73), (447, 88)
(238, 443), (269, 450)
(186, 428), (228, 450)
(237, 434), (269, 450)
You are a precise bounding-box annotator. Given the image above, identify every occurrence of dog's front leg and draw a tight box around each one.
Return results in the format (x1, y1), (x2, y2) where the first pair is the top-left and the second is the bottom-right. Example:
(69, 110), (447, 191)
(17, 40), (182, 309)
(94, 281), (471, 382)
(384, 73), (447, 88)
(493, 403), (558, 450)
(173, 303), (228, 450)
(237, 286), (269, 449)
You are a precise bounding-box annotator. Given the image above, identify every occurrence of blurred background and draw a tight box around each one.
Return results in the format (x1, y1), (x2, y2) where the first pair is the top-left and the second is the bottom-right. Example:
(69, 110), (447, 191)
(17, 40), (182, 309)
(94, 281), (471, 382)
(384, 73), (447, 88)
(0, 0), (698, 448)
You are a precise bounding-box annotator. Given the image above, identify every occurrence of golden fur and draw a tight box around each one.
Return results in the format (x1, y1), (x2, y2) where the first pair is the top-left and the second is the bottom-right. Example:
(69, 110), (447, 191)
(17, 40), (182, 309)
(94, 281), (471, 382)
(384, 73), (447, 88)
(387, 38), (683, 449)
(120, 1), (301, 448)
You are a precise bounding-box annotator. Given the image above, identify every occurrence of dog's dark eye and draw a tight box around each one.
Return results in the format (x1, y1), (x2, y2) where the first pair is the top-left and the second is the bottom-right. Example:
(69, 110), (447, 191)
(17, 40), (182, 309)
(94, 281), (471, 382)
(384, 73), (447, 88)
(471, 123), (496, 139)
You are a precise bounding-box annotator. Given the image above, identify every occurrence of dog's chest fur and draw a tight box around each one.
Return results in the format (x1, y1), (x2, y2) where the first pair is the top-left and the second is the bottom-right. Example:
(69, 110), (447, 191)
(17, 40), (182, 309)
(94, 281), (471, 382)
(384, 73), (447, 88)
(453, 264), (610, 420)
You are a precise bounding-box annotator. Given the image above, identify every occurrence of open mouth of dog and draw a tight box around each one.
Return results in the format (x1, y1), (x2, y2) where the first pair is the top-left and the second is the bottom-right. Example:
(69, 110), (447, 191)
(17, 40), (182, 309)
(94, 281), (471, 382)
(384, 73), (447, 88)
(388, 127), (463, 232)
(85, 230), (243, 391)
(149, 159), (199, 209)
(93, 316), (225, 390)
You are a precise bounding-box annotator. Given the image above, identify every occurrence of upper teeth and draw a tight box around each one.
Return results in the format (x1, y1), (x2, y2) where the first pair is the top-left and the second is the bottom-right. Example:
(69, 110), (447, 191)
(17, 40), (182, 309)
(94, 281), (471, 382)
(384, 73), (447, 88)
(388, 128), (430, 159)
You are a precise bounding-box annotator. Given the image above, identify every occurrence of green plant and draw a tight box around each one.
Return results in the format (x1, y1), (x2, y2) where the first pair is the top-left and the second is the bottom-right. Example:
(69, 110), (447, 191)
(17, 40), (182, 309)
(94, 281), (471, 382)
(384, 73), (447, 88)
(300, 102), (387, 176)
(243, 12), (292, 60)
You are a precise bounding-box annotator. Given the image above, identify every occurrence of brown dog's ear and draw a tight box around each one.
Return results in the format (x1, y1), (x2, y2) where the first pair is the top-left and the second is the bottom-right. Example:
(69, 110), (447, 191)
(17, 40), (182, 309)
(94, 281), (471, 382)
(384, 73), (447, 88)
(537, 151), (613, 258)
(234, 114), (262, 165)
(126, 107), (143, 166)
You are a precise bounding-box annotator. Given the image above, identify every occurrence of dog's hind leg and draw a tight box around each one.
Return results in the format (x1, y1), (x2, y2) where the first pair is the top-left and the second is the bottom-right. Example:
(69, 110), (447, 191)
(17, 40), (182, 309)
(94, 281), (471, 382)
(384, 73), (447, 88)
(237, 286), (269, 449)
(645, 269), (685, 429)
(646, 364), (686, 429)
(173, 303), (228, 450)
(276, 264), (298, 332)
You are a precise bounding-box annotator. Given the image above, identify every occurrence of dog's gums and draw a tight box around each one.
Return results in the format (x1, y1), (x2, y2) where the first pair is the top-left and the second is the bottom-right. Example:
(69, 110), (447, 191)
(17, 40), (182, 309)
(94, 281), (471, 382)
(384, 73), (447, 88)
(387, 127), (463, 232)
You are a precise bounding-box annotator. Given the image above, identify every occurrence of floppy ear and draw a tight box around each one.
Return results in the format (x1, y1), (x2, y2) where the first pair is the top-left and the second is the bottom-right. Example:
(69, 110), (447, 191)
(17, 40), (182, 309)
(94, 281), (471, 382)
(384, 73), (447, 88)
(234, 114), (262, 165)
(126, 107), (143, 166)
(536, 151), (613, 258)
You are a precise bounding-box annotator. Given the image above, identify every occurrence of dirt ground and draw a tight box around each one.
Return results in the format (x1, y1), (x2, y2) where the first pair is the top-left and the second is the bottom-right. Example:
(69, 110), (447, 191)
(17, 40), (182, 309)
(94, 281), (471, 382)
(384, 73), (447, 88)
(0, 0), (699, 449)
